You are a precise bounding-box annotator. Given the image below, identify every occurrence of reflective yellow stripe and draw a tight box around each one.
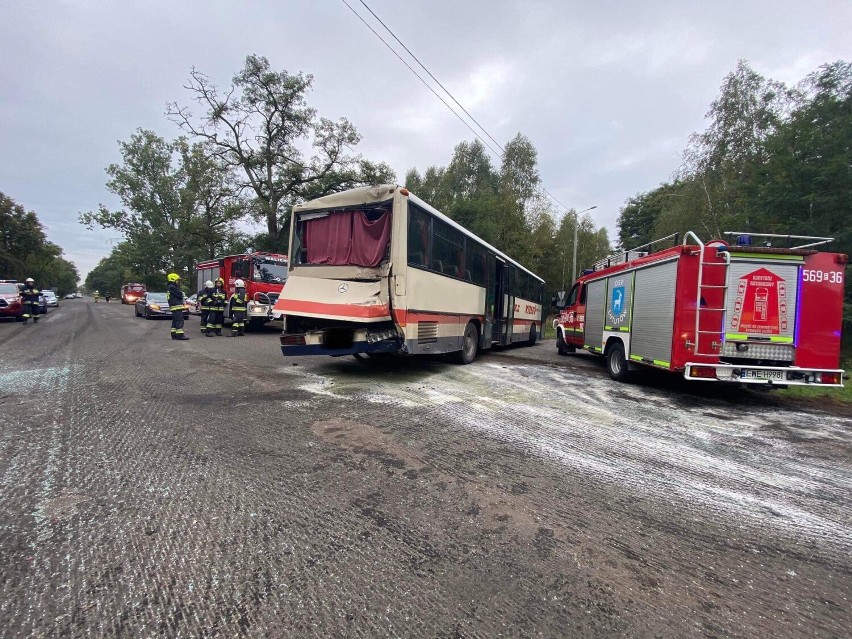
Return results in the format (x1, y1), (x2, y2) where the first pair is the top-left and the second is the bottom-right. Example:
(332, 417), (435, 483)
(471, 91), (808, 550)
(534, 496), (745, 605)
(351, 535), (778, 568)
(629, 354), (670, 367)
(605, 326), (630, 332)
(725, 333), (794, 344)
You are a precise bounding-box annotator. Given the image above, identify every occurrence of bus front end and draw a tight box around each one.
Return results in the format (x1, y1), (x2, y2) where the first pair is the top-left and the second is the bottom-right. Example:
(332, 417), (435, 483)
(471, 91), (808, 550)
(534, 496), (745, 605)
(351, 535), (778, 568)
(276, 273), (402, 357)
(276, 185), (403, 358)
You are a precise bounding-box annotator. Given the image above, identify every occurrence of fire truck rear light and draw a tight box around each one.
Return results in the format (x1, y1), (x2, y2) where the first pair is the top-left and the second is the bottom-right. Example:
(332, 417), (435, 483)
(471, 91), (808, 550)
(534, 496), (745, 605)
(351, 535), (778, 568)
(834, 255), (848, 265)
(280, 334), (306, 346)
(689, 366), (717, 379)
(820, 372), (841, 385)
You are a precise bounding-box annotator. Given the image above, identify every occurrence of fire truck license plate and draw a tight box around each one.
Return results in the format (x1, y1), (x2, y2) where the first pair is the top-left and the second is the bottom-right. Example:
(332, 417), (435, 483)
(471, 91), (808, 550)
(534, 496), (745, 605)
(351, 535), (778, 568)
(741, 369), (784, 380)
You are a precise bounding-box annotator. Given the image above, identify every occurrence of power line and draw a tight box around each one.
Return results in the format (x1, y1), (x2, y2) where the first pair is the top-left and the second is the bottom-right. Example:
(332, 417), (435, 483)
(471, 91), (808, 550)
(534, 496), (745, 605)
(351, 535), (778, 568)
(356, 0), (506, 156)
(339, 0), (503, 159)
(341, 0), (586, 220)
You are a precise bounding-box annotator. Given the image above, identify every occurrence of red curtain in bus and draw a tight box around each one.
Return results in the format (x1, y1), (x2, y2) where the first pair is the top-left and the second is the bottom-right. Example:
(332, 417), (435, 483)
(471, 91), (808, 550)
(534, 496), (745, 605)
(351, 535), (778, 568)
(305, 211), (352, 265)
(350, 210), (391, 267)
(305, 210), (391, 267)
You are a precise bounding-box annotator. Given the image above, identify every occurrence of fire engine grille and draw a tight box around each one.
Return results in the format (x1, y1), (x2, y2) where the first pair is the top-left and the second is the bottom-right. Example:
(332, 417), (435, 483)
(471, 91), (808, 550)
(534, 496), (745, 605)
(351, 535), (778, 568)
(721, 341), (794, 361)
(417, 321), (438, 344)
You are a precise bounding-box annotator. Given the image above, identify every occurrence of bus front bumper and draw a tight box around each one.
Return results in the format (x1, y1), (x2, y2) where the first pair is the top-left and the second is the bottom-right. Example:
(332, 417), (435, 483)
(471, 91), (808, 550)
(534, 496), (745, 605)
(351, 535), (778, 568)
(280, 327), (401, 358)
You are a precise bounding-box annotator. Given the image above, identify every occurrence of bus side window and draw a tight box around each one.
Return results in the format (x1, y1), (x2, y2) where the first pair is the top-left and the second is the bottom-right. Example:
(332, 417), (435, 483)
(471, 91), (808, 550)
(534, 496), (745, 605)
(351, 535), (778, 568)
(407, 205), (431, 268)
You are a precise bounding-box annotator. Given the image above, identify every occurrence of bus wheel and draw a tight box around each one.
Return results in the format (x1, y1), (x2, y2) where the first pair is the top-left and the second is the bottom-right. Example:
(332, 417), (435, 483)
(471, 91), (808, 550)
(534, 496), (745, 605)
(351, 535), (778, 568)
(527, 324), (537, 346)
(455, 322), (479, 365)
(605, 342), (630, 382)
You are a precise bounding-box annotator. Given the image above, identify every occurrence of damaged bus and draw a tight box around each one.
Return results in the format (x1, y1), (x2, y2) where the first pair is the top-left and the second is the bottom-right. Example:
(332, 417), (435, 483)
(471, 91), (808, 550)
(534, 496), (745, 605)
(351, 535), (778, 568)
(274, 184), (545, 364)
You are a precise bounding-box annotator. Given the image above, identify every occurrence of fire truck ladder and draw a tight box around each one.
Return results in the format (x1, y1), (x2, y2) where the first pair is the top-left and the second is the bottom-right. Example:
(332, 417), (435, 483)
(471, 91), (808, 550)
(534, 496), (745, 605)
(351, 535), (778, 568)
(684, 232), (730, 356)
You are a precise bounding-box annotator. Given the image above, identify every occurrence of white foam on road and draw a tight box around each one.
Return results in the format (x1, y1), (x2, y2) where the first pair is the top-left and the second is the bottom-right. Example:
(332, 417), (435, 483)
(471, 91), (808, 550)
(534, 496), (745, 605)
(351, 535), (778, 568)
(293, 359), (852, 554)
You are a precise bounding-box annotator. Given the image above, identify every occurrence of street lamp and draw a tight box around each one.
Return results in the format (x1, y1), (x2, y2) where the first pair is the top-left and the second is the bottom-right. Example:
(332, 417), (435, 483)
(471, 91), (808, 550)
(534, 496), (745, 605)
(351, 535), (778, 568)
(571, 205), (597, 284)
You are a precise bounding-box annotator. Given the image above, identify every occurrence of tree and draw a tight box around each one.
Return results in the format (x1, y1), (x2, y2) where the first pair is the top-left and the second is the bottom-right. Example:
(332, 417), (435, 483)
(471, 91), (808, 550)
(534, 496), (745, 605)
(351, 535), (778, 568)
(0, 191), (79, 293)
(752, 61), (852, 254)
(678, 60), (796, 237)
(405, 166), (447, 207)
(167, 54), (395, 247)
(80, 130), (244, 279)
(442, 140), (498, 207)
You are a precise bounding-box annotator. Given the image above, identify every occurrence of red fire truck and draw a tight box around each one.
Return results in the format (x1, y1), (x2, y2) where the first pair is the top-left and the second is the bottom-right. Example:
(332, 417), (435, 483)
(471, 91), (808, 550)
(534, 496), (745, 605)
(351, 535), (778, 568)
(554, 232), (846, 387)
(120, 282), (146, 305)
(195, 251), (288, 328)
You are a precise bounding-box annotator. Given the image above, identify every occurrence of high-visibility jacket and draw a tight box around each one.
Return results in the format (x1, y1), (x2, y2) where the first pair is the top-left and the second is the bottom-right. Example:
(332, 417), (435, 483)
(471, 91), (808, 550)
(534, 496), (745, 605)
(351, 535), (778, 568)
(229, 292), (248, 313)
(211, 287), (227, 310)
(167, 282), (186, 312)
(197, 287), (215, 311)
(21, 285), (40, 308)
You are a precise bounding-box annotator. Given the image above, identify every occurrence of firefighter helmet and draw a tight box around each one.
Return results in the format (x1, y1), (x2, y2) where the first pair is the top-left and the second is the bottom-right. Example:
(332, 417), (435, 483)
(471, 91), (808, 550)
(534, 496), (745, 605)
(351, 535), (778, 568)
(167, 273), (180, 283)
(234, 279), (245, 288)
(204, 280), (213, 288)
(25, 277), (34, 284)
(215, 277), (224, 285)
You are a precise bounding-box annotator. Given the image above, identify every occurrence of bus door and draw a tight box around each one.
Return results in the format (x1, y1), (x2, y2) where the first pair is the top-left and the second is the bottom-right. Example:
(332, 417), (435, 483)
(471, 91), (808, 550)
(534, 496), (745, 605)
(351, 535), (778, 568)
(491, 258), (511, 344)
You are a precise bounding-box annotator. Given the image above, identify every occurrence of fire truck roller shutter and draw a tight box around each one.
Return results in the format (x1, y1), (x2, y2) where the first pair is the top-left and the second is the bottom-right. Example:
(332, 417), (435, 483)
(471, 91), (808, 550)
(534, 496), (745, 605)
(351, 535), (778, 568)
(631, 261), (679, 367)
(583, 279), (607, 353)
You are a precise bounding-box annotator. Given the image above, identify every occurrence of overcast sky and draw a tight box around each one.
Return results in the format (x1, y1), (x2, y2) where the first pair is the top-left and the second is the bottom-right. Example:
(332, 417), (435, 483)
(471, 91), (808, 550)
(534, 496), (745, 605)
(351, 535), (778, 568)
(2, 0), (849, 279)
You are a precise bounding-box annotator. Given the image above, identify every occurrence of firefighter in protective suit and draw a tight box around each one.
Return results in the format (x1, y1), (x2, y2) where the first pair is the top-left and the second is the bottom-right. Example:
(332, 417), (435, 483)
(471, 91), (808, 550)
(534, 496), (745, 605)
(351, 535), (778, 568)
(21, 277), (40, 324)
(167, 273), (189, 340)
(228, 279), (248, 337)
(198, 280), (215, 334)
(208, 277), (227, 336)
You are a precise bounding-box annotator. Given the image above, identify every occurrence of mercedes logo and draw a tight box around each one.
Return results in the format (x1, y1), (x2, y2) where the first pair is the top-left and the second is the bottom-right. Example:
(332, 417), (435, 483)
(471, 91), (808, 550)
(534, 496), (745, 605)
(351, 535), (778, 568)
(338, 283), (348, 293)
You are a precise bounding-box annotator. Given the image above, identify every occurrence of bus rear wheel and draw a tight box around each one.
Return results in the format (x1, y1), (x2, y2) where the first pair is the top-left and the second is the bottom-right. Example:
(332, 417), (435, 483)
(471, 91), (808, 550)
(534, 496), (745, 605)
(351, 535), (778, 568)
(454, 322), (479, 365)
(527, 324), (537, 346)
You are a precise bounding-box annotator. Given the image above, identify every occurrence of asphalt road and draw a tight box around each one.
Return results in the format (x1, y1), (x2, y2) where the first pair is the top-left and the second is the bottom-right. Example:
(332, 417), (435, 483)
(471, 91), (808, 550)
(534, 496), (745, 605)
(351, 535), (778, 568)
(1, 300), (849, 637)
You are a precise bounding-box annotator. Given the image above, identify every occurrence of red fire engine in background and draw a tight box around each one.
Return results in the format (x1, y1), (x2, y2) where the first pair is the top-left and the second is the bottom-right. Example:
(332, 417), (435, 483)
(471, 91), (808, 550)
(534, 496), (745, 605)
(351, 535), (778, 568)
(554, 231), (846, 387)
(120, 282), (146, 305)
(195, 251), (288, 328)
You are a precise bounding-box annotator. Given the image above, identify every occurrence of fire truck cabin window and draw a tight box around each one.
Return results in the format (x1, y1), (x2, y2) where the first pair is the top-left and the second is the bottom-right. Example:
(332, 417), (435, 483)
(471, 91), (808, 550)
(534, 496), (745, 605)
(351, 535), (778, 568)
(252, 258), (287, 284)
(566, 283), (579, 306)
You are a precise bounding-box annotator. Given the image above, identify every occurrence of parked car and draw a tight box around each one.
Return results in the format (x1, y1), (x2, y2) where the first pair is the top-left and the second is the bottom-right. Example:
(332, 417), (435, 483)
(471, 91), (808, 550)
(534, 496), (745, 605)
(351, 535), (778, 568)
(0, 281), (24, 321)
(185, 294), (200, 315)
(38, 293), (47, 314)
(42, 290), (59, 307)
(65, 293), (76, 300)
(134, 292), (189, 319)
